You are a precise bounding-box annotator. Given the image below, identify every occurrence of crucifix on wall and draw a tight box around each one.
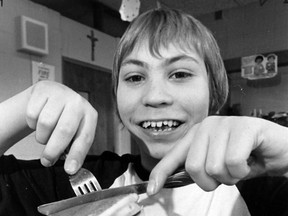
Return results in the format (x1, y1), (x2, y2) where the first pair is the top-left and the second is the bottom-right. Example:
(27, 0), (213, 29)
(87, 30), (98, 61)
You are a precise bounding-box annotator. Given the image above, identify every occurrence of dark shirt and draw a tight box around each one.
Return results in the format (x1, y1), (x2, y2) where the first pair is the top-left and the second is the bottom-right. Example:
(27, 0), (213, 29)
(237, 176), (288, 216)
(0, 151), (288, 216)
(0, 152), (137, 216)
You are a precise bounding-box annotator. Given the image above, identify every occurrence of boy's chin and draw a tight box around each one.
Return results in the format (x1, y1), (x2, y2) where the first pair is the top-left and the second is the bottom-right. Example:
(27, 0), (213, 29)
(147, 146), (173, 160)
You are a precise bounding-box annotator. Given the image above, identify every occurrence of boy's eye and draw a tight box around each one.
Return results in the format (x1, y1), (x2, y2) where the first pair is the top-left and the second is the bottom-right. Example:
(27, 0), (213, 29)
(125, 75), (144, 83)
(170, 71), (192, 79)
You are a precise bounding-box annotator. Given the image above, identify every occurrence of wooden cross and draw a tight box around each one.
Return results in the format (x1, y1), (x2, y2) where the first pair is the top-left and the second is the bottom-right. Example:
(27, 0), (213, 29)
(87, 30), (98, 61)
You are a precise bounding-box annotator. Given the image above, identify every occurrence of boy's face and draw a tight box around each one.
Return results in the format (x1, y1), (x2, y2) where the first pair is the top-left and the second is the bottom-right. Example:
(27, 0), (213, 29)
(117, 42), (209, 168)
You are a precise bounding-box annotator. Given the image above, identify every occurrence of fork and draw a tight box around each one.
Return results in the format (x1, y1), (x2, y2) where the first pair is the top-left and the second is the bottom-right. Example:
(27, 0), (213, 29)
(69, 167), (102, 196)
(61, 152), (102, 196)
(164, 168), (194, 188)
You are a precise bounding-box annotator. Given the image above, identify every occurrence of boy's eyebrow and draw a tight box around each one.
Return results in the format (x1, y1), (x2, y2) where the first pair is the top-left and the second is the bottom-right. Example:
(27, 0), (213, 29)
(164, 55), (200, 65)
(121, 55), (199, 68)
(121, 59), (147, 68)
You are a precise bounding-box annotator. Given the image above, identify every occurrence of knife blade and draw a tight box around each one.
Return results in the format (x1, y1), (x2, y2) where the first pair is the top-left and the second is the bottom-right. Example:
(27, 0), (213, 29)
(38, 182), (148, 215)
(38, 169), (193, 215)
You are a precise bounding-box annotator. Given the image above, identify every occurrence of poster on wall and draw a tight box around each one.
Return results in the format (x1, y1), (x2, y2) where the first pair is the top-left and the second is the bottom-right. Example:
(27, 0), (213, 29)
(241, 53), (278, 80)
(32, 61), (55, 84)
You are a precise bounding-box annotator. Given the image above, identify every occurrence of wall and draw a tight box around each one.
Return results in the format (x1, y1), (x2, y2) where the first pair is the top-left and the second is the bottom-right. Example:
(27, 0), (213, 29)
(197, 1), (288, 116)
(229, 66), (288, 115)
(61, 17), (118, 70)
(0, 0), (119, 158)
(0, 0), (61, 101)
(198, 1), (288, 59)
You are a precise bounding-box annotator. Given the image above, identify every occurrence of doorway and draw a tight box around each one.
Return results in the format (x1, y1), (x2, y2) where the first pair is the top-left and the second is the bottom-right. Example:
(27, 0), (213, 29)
(63, 59), (116, 155)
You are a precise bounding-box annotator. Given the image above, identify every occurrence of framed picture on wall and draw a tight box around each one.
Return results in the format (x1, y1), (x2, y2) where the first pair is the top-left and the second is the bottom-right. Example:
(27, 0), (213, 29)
(241, 53), (278, 80)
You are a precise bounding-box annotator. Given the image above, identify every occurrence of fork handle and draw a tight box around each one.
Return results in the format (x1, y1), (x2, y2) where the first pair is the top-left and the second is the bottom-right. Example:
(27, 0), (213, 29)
(164, 169), (194, 188)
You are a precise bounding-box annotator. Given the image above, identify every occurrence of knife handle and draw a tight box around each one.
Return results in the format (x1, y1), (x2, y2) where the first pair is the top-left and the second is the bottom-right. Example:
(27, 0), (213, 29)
(164, 169), (194, 188)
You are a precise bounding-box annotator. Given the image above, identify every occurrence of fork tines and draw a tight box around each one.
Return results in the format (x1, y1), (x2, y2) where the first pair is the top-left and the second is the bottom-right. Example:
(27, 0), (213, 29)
(69, 168), (102, 196)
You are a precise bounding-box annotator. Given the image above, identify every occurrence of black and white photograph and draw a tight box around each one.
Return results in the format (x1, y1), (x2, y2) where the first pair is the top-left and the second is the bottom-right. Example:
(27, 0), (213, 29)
(0, 0), (288, 215)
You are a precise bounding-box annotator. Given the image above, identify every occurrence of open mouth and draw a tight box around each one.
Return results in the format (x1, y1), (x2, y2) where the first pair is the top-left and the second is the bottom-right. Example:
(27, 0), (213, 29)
(140, 120), (182, 132)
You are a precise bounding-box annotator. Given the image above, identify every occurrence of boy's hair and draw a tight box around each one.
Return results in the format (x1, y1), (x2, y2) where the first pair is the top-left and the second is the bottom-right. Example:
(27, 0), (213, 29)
(112, 8), (228, 115)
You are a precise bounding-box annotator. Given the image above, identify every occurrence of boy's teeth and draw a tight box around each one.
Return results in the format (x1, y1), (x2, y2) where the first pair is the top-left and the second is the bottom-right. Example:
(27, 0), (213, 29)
(156, 122), (162, 127)
(141, 120), (180, 129)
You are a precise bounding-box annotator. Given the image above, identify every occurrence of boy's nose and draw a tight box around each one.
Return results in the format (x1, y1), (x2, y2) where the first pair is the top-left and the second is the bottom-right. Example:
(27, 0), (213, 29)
(141, 80), (173, 107)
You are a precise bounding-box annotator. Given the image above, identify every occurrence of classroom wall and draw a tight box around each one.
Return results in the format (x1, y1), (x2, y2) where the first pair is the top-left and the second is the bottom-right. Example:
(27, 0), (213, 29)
(0, 0), (61, 102)
(0, 0), (119, 158)
(228, 66), (288, 115)
(0, 0), (118, 101)
(197, 1), (288, 116)
(198, 1), (288, 59)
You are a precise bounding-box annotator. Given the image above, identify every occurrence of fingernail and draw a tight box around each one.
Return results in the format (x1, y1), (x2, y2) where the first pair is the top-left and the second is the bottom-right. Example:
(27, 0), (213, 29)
(41, 157), (53, 167)
(147, 179), (156, 195)
(65, 160), (78, 174)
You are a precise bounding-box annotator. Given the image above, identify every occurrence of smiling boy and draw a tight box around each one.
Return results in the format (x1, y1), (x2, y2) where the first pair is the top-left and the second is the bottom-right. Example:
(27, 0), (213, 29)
(1, 7), (288, 216)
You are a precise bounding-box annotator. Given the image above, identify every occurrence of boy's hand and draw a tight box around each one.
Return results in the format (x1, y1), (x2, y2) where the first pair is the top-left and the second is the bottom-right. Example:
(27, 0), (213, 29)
(148, 116), (288, 194)
(26, 81), (98, 174)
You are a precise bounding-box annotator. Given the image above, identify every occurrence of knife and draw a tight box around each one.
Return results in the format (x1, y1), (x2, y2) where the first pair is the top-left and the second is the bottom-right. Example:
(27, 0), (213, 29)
(38, 169), (193, 215)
